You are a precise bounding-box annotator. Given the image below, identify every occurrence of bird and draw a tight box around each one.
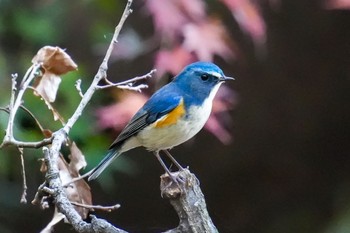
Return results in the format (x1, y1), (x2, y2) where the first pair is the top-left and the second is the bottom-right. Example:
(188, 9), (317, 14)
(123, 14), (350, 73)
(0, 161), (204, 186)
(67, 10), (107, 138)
(88, 62), (234, 182)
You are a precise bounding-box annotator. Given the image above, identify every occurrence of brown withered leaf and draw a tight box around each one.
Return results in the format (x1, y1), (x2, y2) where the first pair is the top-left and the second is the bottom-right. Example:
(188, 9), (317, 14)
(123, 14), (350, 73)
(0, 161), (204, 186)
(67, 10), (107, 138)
(32, 46), (78, 103)
(33, 73), (61, 103)
(41, 142), (91, 232)
(68, 142), (87, 172)
(32, 46), (78, 75)
(58, 142), (91, 219)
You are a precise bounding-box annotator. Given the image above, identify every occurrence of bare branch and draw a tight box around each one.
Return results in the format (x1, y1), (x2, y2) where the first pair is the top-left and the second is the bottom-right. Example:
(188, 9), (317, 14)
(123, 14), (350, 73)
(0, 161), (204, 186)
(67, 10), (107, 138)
(18, 147), (28, 204)
(41, 1), (134, 232)
(75, 79), (84, 97)
(71, 202), (121, 212)
(62, 0), (134, 134)
(0, 106), (10, 114)
(116, 83), (148, 92)
(1, 137), (53, 149)
(1, 63), (50, 148)
(97, 68), (156, 90)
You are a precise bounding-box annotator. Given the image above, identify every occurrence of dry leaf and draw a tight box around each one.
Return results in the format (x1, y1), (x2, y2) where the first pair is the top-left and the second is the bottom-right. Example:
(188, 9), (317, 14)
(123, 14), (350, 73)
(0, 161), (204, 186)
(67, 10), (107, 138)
(68, 142), (87, 175)
(33, 73), (61, 102)
(32, 46), (78, 75)
(32, 46), (78, 102)
(41, 142), (92, 232)
(59, 142), (91, 219)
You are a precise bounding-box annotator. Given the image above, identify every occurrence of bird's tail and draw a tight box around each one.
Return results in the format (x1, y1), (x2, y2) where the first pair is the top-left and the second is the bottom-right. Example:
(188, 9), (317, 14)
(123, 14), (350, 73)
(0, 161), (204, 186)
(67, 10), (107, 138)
(88, 147), (122, 181)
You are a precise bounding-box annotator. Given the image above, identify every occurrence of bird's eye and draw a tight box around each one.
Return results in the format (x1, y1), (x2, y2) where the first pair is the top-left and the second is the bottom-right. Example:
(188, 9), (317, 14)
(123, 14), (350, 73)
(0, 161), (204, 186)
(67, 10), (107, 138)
(200, 74), (209, 81)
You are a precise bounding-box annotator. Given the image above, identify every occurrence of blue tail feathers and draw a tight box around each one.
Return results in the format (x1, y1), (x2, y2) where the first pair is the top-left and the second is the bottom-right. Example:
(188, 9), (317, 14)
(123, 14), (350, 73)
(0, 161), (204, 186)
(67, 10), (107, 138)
(88, 147), (122, 181)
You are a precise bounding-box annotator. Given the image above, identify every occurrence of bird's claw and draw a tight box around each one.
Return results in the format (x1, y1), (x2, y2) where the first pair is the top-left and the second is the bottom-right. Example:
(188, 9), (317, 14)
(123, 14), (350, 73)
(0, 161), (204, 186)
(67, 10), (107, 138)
(160, 172), (187, 198)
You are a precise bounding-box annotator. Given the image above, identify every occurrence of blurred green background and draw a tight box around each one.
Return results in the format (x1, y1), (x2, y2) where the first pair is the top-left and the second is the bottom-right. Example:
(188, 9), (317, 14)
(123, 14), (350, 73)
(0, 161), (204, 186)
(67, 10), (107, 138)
(1, 0), (350, 232)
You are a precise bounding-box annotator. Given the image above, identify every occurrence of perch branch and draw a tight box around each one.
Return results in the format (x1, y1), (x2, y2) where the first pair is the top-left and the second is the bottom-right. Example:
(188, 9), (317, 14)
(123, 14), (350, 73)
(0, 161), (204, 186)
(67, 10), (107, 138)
(160, 169), (219, 233)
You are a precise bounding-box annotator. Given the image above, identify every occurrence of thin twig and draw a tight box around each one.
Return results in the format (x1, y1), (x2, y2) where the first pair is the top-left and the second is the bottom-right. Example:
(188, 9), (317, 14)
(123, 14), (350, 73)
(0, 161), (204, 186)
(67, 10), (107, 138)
(71, 202), (121, 212)
(19, 105), (46, 133)
(97, 69), (156, 90)
(62, 0), (134, 134)
(18, 147), (27, 204)
(1, 137), (53, 149)
(0, 107), (10, 114)
(1, 64), (43, 147)
(75, 79), (84, 97)
(27, 86), (66, 124)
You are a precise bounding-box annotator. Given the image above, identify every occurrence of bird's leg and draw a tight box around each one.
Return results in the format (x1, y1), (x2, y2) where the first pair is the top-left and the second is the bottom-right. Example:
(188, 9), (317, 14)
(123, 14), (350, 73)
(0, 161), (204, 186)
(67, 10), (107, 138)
(162, 149), (185, 171)
(153, 151), (184, 184)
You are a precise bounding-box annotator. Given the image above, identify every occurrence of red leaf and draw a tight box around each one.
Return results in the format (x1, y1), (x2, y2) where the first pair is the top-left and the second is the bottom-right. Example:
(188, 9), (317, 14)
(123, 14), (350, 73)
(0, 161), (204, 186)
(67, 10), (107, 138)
(182, 18), (234, 61)
(221, 0), (266, 44)
(96, 92), (148, 131)
(324, 0), (350, 9)
(155, 46), (196, 76)
(145, 0), (206, 36)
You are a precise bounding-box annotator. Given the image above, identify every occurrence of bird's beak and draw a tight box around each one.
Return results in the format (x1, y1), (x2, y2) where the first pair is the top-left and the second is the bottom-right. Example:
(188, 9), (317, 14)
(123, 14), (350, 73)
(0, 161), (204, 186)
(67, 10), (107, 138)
(219, 75), (235, 82)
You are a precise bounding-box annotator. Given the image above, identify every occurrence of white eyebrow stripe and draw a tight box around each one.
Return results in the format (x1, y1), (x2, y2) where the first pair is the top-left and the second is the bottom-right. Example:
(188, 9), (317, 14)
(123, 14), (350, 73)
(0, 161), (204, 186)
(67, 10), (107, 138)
(207, 71), (222, 78)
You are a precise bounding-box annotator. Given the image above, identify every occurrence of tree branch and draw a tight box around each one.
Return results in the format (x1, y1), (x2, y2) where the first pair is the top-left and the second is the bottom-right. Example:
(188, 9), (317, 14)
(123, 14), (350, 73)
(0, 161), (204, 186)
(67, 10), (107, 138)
(62, 0), (133, 134)
(160, 169), (219, 233)
(42, 0), (135, 232)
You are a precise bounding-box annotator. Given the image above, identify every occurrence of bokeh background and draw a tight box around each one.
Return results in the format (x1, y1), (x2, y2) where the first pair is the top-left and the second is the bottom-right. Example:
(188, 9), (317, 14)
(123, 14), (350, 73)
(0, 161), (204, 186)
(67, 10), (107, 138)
(0, 0), (350, 232)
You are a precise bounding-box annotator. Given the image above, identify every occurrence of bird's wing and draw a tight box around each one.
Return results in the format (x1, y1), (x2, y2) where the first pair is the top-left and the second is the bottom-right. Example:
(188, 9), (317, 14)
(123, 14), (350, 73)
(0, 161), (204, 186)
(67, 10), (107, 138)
(109, 86), (183, 149)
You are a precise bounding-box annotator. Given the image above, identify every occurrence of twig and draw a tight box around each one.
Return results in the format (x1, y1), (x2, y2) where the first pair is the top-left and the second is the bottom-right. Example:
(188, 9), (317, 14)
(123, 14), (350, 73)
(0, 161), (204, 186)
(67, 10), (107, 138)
(0, 106), (10, 114)
(75, 79), (84, 97)
(1, 137), (53, 149)
(27, 86), (66, 124)
(61, 0), (134, 135)
(1, 64), (49, 148)
(18, 147), (28, 204)
(19, 105), (46, 133)
(31, 181), (47, 205)
(97, 68), (156, 90)
(116, 84), (148, 92)
(71, 202), (121, 212)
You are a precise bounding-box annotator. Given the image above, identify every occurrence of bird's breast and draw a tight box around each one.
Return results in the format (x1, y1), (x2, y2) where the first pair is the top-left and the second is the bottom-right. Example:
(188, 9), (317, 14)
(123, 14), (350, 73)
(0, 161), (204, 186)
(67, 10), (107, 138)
(137, 98), (213, 151)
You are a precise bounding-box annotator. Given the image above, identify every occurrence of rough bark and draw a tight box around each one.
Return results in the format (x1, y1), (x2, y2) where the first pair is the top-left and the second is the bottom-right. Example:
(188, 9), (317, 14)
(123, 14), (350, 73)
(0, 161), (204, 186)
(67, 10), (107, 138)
(161, 169), (219, 233)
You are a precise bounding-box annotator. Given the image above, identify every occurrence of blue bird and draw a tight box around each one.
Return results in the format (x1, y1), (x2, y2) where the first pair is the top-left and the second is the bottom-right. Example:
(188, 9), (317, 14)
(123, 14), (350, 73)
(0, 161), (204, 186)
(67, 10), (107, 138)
(88, 62), (234, 182)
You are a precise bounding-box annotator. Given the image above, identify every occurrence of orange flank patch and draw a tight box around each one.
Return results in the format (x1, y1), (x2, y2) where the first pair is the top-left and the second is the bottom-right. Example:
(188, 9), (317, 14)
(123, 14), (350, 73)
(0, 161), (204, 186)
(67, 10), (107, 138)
(155, 99), (185, 128)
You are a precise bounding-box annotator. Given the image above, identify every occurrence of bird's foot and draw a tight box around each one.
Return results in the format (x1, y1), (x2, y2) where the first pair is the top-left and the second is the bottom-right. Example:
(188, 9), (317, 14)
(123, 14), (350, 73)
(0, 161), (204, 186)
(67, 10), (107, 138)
(160, 170), (187, 198)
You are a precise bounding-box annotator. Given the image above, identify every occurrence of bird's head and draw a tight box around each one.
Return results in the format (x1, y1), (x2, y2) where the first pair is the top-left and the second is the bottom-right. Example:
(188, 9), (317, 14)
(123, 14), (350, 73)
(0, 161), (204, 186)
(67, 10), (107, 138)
(173, 62), (234, 104)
